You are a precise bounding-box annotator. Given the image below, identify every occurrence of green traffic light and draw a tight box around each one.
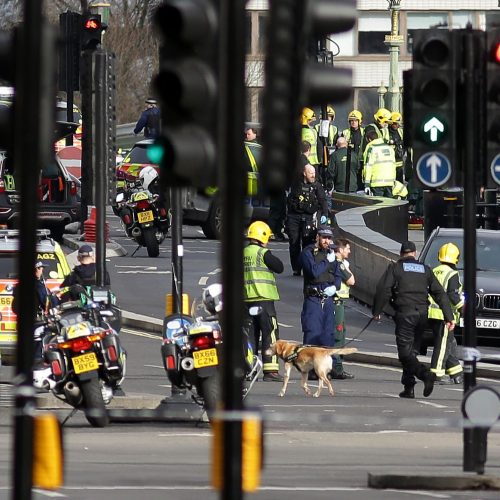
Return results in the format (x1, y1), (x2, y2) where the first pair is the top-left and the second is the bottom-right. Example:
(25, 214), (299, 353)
(419, 115), (448, 145)
(147, 143), (164, 164)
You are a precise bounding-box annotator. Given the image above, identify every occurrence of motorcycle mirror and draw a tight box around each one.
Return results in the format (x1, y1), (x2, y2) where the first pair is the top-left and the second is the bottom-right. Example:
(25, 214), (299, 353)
(248, 306), (262, 316)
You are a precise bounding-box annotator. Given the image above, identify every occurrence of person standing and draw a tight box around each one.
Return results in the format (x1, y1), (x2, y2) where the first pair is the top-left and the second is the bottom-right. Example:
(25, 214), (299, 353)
(428, 243), (464, 384)
(245, 127), (258, 143)
(299, 225), (342, 352)
(388, 112), (405, 183)
(301, 107), (320, 174)
(134, 98), (161, 139)
(327, 136), (359, 193)
(331, 238), (355, 379)
(286, 163), (329, 276)
(243, 221), (284, 382)
(341, 109), (364, 155)
(372, 241), (455, 399)
(363, 130), (397, 198)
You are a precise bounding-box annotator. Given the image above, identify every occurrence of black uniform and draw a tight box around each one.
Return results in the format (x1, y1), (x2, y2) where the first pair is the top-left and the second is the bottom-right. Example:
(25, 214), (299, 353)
(372, 255), (454, 394)
(286, 179), (328, 275)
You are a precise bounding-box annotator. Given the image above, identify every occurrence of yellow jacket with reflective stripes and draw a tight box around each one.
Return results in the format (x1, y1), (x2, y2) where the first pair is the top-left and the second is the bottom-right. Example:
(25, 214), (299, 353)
(428, 264), (463, 322)
(243, 244), (279, 302)
(302, 126), (319, 165)
(362, 138), (396, 188)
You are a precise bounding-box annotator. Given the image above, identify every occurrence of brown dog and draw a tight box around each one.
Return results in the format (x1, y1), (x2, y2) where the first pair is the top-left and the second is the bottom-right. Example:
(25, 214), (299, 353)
(267, 340), (357, 398)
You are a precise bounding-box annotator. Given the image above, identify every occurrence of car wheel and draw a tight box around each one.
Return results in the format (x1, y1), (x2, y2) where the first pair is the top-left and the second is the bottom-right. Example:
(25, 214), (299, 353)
(201, 198), (222, 239)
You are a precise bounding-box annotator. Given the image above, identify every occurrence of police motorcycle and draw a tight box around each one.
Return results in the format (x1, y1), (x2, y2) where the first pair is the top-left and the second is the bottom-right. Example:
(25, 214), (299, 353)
(34, 286), (126, 428)
(114, 166), (169, 257)
(160, 284), (262, 416)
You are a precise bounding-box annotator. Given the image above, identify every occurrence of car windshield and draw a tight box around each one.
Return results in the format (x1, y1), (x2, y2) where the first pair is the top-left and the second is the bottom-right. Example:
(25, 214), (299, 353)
(124, 145), (152, 165)
(421, 234), (500, 272)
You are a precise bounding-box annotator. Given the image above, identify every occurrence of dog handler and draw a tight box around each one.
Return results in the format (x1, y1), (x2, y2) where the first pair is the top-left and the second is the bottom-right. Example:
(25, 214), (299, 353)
(299, 225), (342, 349)
(372, 241), (455, 399)
(243, 221), (285, 382)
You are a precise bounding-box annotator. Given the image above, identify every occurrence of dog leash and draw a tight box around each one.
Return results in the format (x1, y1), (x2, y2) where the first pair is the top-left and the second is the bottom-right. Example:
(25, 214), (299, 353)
(341, 317), (373, 348)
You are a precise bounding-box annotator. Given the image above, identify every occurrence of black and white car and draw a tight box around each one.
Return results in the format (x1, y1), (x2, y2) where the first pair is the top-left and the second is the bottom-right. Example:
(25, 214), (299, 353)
(419, 227), (500, 344)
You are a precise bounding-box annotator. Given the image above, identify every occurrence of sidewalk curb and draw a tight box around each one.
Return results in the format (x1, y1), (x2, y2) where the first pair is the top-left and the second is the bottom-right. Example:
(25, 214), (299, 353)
(62, 234), (127, 258)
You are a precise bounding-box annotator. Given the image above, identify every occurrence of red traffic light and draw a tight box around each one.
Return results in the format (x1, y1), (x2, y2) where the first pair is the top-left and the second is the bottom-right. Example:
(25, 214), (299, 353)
(84, 17), (101, 31)
(493, 41), (500, 64)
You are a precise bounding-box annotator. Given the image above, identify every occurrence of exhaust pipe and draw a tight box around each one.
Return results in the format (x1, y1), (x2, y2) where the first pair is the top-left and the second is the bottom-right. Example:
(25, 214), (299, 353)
(131, 227), (142, 237)
(180, 357), (195, 371)
(63, 381), (82, 404)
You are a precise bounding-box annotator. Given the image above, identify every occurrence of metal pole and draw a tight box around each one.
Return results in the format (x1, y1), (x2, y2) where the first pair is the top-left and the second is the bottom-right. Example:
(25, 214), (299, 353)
(462, 29), (478, 473)
(219, 0), (246, 498)
(12, 1), (56, 498)
(385, 1), (403, 112)
(171, 188), (183, 314)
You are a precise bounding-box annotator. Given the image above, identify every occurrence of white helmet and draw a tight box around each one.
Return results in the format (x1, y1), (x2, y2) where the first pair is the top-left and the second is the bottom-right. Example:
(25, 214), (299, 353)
(139, 166), (158, 191)
(202, 283), (223, 314)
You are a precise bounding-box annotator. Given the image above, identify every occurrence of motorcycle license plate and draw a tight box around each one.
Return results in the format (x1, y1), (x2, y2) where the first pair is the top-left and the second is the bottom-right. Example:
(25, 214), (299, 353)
(193, 348), (218, 368)
(73, 352), (98, 374)
(138, 210), (154, 223)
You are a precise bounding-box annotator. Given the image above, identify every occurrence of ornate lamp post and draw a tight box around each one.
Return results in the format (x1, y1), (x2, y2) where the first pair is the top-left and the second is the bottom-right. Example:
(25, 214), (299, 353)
(385, 0), (404, 112)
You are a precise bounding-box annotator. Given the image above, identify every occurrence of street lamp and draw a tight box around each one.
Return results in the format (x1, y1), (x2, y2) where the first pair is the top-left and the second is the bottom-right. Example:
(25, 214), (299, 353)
(385, 0), (404, 112)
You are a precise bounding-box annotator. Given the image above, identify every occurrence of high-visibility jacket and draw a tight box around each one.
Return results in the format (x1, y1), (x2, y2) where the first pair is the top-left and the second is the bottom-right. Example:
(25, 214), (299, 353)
(363, 138), (396, 188)
(315, 122), (338, 147)
(302, 126), (319, 165)
(243, 244), (279, 302)
(342, 127), (364, 145)
(428, 264), (463, 322)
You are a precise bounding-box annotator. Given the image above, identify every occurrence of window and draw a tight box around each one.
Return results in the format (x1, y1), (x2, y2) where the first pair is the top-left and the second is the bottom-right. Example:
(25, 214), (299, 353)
(258, 13), (268, 54)
(358, 15), (390, 55)
(406, 13), (448, 54)
(356, 89), (380, 124)
(245, 12), (252, 54)
(486, 11), (500, 29)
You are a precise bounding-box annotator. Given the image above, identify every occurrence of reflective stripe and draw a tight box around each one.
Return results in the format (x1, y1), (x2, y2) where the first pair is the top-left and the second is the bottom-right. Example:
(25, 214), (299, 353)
(243, 245), (279, 301)
(428, 265), (461, 321)
(337, 282), (350, 299)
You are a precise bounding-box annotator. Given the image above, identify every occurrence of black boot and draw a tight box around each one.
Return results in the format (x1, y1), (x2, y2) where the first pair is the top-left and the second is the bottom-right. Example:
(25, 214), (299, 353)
(399, 386), (415, 399)
(423, 372), (436, 397)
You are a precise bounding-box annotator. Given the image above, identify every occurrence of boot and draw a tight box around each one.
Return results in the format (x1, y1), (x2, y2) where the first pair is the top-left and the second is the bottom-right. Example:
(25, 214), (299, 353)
(452, 374), (463, 385)
(399, 386), (415, 399)
(423, 372), (436, 397)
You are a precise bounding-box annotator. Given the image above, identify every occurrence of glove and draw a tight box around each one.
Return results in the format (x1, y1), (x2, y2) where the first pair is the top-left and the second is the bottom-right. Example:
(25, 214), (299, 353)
(364, 187), (372, 196)
(320, 215), (327, 224)
(327, 251), (336, 262)
(323, 285), (336, 297)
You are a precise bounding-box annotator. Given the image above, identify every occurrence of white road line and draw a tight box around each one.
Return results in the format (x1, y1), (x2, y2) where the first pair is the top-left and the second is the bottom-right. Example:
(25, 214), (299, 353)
(278, 322), (293, 328)
(208, 268), (222, 275)
(416, 401), (448, 409)
(32, 490), (66, 498)
(117, 270), (171, 274)
(121, 328), (160, 340)
(144, 364), (164, 369)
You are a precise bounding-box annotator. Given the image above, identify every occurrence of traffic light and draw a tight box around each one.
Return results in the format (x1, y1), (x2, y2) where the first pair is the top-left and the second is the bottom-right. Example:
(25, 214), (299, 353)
(485, 28), (500, 187)
(59, 11), (82, 91)
(0, 30), (16, 153)
(150, 0), (219, 189)
(261, 0), (356, 193)
(81, 14), (103, 51)
(405, 30), (459, 188)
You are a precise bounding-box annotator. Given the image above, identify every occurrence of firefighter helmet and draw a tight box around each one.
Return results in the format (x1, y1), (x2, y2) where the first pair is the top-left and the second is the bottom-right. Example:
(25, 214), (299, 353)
(301, 107), (316, 125)
(390, 111), (402, 125)
(247, 221), (272, 245)
(438, 243), (460, 265)
(374, 108), (391, 125)
(327, 105), (335, 120)
(348, 109), (362, 122)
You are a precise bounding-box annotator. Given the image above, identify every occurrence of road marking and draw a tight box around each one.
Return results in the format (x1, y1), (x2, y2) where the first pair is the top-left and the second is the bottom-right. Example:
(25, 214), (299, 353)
(376, 430), (408, 434)
(144, 364), (164, 369)
(117, 270), (171, 274)
(208, 267), (221, 275)
(32, 490), (66, 498)
(417, 401), (447, 409)
(278, 322), (293, 328)
(121, 328), (160, 340)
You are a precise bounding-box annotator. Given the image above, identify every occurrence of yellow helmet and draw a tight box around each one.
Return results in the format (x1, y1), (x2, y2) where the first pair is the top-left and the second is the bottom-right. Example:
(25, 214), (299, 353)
(392, 180), (408, 198)
(374, 107), (391, 125)
(327, 105), (335, 120)
(301, 107), (316, 125)
(348, 109), (362, 122)
(438, 243), (460, 265)
(247, 221), (272, 245)
(389, 111), (402, 125)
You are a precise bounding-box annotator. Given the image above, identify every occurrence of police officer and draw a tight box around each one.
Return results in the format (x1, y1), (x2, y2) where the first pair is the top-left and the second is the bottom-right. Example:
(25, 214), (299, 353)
(134, 98), (161, 139)
(428, 243), (464, 385)
(363, 129), (397, 198)
(286, 163), (329, 276)
(243, 221), (284, 382)
(388, 112), (405, 182)
(372, 241), (455, 399)
(331, 238), (355, 379)
(299, 225), (342, 350)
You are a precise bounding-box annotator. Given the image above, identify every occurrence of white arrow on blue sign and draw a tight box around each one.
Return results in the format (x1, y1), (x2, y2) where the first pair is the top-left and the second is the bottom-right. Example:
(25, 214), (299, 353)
(490, 153), (500, 186)
(416, 152), (452, 188)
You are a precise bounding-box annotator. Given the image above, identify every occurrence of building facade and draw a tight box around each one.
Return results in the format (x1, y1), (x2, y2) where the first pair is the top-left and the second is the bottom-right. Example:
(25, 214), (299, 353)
(245, 0), (500, 125)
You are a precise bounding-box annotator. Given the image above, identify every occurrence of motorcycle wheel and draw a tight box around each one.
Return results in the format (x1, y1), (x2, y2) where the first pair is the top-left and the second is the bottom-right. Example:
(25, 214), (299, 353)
(143, 227), (160, 257)
(81, 378), (109, 428)
(196, 372), (220, 417)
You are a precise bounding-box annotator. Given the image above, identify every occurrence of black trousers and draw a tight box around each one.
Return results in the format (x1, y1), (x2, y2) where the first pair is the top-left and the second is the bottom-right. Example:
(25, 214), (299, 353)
(286, 212), (315, 273)
(394, 309), (430, 388)
(268, 191), (287, 236)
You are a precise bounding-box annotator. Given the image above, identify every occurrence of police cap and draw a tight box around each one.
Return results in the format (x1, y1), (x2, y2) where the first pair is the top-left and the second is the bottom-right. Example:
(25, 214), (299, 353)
(317, 225), (333, 237)
(400, 241), (416, 254)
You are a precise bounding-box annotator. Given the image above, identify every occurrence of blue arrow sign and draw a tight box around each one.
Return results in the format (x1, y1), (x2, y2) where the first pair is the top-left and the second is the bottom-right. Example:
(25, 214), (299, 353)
(490, 153), (500, 186)
(416, 152), (452, 188)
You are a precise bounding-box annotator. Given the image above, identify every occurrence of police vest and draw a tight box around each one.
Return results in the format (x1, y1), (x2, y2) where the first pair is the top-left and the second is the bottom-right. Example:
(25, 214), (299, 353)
(363, 138), (396, 188)
(288, 183), (319, 214)
(243, 244), (279, 302)
(307, 248), (335, 286)
(302, 126), (319, 164)
(428, 264), (462, 322)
